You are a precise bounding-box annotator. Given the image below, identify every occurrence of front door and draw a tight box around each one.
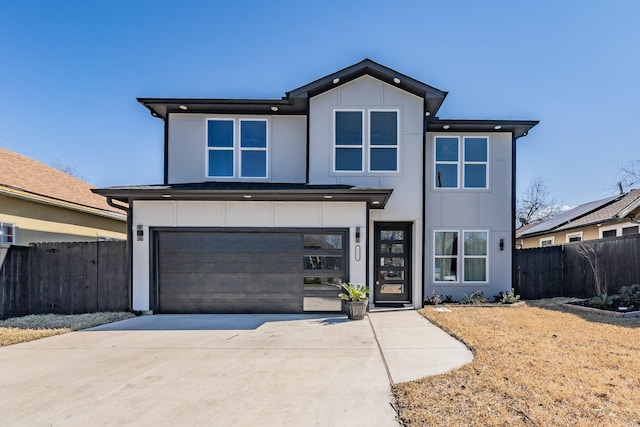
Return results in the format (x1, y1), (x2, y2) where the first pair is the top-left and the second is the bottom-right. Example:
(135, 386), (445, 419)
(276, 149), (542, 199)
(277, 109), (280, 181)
(374, 223), (412, 305)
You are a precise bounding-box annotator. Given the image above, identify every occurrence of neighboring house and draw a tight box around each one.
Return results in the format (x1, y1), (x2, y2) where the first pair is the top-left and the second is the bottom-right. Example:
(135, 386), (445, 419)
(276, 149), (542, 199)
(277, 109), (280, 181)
(516, 189), (640, 248)
(95, 59), (537, 314)
(0, 148), (127, 245)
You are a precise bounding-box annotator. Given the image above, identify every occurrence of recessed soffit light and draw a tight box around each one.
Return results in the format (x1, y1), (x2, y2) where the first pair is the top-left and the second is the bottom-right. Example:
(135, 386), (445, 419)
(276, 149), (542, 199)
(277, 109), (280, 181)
(393, 77), (401, 84)
(372, 200), (381, 205)
(443, 125), (450, 130)
(162, 194), (171, 198)
(178, 105), (188, 111)
(323, 195), (333, 199)
(332, 78), (340, 84)
(271, 106), (279, 112)
(494, 125), (502, 130)
(243, 195), (252, 199)
(425, 111), (431, 117)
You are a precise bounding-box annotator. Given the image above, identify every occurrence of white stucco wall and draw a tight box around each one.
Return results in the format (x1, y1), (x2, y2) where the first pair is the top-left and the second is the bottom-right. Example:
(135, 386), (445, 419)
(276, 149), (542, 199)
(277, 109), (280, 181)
(131, 200), (367, 311)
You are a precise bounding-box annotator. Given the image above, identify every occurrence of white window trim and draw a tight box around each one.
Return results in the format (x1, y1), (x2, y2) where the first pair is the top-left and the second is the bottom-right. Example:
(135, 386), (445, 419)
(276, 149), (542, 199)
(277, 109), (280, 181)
(434, 136), (460, 189)
(367, 109), (400, 173)
(540, 236), (555, 247)
(433, 229), (489, 284)
(0, 222), (16, 245)
(239, 119), (269, 179)
(462, 136), (489, 189)
(205, 118), (269, 179)
(566, 231), (583, 243)
(462, 230), (489, 284)
(333, 109), (365, 173)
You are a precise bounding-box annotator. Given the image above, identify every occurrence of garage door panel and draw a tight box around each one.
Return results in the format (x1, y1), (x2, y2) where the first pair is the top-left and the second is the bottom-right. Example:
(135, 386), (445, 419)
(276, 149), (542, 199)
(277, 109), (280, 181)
(156, 230), (307, 314)
(159, 253), (301, 274)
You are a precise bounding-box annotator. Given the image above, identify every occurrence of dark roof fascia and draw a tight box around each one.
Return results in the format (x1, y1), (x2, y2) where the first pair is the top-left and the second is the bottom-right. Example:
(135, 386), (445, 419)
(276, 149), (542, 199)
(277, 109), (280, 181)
(93, 185), (392, 209)
(428, 118), (539, 139)
(287, 58), (448, 117)
(137, 98), (305, 120)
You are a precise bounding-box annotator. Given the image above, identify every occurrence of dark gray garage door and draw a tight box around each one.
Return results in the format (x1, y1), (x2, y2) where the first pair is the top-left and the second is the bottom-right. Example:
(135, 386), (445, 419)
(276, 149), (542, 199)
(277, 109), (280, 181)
(155, 231), (304, 313)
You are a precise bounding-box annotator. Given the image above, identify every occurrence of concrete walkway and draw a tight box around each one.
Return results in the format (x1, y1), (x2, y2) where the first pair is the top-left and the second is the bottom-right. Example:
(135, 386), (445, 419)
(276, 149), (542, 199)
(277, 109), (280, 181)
(0, 310), (472, 426)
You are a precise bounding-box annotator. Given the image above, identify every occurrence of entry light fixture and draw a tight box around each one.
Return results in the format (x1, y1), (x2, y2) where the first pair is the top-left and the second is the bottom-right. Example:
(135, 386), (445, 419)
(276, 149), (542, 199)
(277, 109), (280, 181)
(499, 238), (505, 251)
(393, 77), (401, 84)
(355, 227), (361, 243)
(178, 105), (188, 111)
(136, 225), (144, 241)
(443, 125), (450, 130)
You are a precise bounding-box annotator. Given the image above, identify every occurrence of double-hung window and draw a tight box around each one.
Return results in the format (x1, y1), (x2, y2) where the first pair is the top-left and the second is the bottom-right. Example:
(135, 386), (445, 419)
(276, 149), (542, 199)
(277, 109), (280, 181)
(0, 222), (15, 244)
(434, 230), (488, 283)
(434, 136), (488, 189)
(206, 118), (268, 178)
(334, 109), (399, 173)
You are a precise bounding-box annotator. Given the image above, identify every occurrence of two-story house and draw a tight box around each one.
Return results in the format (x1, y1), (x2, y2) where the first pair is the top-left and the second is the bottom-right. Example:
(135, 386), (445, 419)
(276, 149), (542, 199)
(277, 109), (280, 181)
(95, 59), (537, 314)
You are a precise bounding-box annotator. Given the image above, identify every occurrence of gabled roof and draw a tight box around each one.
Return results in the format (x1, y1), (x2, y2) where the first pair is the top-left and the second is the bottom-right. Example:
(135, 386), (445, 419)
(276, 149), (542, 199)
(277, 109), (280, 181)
(517, 189), (640, 238)
(138, 58), (448, 120)
(93, 182), (393, 209)
(0, 148), (126, 219)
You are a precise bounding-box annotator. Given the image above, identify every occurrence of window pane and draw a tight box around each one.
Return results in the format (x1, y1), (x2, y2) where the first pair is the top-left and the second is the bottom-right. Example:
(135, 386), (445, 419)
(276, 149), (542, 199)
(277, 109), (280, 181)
(435, 164), (457, 187)
(370, 148), (397, 171)
(241, 120), (267, 148)
(435, 258), (457, 281)
(380, 270), (405, 280)
(602, 230), (616, 238)
(464, 137), (487, 161)
(541, 239), (554, 246)
(380, 243), (403, 254)
(208, 150), (233, 177)
(435, 137), (458, 161)
(464, 258), (487, 281)
(464, 232), (487, 255)
(380, 230), (404, 240)
(207, 120), (233, 148)
(623, 226), (639, 236)
(241, 151), (266, 177)
(380, 257), (404, 267)
(568, 236), (582, 242)
(370, 111), (397, 146)
(464, 164), (486, 188)
(304, 256), (342, 270)
(304, 234), (342, 250)
(336, 148), (362, 171)
(435, 232), (458, 256)
(381, 284), (404, 294)
(335, 111), (363, 146)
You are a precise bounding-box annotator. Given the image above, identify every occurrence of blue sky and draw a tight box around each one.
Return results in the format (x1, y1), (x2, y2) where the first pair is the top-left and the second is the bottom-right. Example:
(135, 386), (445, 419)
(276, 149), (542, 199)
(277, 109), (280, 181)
(1, 0), (638, 207)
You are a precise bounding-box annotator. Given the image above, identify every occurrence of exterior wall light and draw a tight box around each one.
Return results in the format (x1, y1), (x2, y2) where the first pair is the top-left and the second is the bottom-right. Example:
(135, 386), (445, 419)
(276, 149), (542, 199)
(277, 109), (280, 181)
(499, 238), (505, 251)
(136, 225), (144, 241)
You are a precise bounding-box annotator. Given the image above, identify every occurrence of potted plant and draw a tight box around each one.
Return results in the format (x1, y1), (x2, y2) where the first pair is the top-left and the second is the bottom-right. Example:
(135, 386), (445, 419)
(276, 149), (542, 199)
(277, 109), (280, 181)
(339, 283), (370, 320)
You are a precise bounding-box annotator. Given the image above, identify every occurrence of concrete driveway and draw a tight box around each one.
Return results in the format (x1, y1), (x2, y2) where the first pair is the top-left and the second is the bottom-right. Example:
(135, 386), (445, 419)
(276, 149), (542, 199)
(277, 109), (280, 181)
(0, 311), (472, 426)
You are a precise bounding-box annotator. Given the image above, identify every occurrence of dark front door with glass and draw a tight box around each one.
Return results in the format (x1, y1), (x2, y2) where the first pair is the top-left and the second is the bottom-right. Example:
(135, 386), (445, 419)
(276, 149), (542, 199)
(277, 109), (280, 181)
(374, 223), (412, 305)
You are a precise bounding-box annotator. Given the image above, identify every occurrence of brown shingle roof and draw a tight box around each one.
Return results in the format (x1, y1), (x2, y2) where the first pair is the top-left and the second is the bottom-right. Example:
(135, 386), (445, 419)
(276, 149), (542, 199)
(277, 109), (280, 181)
(554, 189), (640, 231)
(0, 148), (124, 215)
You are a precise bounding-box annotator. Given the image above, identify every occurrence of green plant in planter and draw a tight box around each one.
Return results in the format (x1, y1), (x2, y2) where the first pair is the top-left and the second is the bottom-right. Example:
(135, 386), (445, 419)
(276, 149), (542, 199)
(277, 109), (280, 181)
(619, 284), (640, 307)
(499, 288), (521, 304)
(424, 291), (442, 305)
(339, 283), (369, 320)
(461, 290), (487, 304)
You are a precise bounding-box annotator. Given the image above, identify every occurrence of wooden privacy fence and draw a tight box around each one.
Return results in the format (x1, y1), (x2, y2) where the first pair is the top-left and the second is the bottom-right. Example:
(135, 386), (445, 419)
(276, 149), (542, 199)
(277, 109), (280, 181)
(515, 234), (640, 299)
(0, 241), (128, 320)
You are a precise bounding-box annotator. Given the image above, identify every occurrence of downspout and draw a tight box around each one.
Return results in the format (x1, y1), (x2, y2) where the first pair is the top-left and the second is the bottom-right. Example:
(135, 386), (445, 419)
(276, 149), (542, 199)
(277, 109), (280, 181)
(163, 116), (169, 185)
(511, 134), (518, 293)
(421, 102), (428, 308)
(107, 197), (133, 312)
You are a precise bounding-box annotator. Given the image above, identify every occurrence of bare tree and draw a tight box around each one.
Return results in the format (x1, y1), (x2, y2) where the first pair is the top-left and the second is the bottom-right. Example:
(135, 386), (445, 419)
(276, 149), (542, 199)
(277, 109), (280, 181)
(617, 160), (640, 193)
(576, 243), (607, 296)
(516, 177), (559, 228)
(51, 159), (84, 180)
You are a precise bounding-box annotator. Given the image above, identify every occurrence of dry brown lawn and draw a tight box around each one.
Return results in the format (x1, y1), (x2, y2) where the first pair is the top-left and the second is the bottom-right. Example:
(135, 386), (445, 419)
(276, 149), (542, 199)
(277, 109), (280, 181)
(0, 312), (135, 347)
(393, 301), (640, 426)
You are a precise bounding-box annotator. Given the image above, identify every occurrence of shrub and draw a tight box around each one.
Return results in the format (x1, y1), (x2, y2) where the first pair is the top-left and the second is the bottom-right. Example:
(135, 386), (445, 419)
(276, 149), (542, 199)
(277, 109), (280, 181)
(461, 291), (487, 304)
(619, 284), (640, 307)
(424, 291), (442, 305)
(499, 288), (521, 304)
(588, 293), (620, 309)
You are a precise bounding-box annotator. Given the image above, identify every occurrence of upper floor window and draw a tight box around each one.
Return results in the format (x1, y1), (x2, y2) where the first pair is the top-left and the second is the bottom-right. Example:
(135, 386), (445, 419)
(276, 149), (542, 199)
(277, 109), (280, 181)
(207, 118), (268, 178)
(334, 109), (399, 173)
(435, 136), (488, 189)
(0, 222), (15, 244)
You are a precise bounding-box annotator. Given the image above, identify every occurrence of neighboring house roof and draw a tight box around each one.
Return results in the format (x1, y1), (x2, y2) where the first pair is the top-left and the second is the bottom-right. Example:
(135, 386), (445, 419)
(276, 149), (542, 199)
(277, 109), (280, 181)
(94, 182), (393, 209)
(136, 58), (538, 139)
(516, 189), (640, 238)
(0, 148), (126, 220)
